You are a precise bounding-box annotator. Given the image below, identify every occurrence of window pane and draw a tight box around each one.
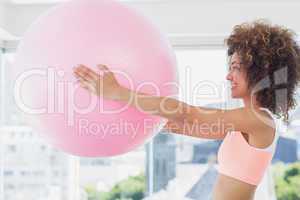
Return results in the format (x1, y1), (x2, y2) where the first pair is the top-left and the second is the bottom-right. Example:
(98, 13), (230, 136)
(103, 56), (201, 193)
(0, 52), (74, 200)
(79, 146), (146, 200)
(146, 49), (232, 200)
(78, 49), (236, 200)
(175, 49), (229, 106)
(1, 52), (27, 126)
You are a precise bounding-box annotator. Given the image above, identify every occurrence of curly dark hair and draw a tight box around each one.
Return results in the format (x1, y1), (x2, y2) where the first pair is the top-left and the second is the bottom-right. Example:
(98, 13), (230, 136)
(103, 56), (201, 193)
(226, 20), (300, 122)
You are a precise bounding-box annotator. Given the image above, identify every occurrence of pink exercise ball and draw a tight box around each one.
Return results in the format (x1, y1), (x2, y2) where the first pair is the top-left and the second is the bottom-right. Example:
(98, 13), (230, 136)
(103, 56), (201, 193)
(13, 0), (178, 157)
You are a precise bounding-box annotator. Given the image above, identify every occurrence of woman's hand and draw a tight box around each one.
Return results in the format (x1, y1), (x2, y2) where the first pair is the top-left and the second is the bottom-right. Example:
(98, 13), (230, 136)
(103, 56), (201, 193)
(73, 64), (123, 100)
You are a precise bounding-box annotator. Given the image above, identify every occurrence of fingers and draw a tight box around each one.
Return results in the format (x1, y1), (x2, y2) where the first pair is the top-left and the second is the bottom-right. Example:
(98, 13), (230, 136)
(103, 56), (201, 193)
(74, 64), (99, 81)
(74, 66), (90, 80)
(76, 77), (94, 92)
(97, 64), (111, 73)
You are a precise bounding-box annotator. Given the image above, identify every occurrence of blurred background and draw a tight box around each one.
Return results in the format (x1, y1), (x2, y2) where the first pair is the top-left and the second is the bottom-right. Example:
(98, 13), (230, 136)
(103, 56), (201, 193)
(0, 0), (300, 200)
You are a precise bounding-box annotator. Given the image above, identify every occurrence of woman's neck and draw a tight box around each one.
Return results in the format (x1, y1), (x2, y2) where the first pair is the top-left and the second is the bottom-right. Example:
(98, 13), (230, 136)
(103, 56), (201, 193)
(243, 95), (262, 110)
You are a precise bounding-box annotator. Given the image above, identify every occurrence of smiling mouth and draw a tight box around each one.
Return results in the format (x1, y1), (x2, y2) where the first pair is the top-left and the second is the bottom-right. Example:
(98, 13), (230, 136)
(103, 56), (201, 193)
(231, 84), (237, 89)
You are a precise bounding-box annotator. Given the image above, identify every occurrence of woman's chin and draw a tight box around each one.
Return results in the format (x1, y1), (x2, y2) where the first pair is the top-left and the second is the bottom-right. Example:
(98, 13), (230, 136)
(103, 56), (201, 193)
(231, 89), (241, 98)
(231, 93), (239, 98)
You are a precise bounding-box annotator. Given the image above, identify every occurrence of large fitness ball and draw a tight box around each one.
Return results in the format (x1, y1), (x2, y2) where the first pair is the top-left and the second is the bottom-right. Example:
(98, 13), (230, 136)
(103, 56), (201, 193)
(14, 0), (178, 157)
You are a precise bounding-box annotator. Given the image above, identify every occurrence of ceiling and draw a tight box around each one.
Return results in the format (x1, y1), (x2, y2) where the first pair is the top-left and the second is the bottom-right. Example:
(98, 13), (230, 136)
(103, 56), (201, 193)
(0, 0), (66, 4)
(1, 0), (300, 5)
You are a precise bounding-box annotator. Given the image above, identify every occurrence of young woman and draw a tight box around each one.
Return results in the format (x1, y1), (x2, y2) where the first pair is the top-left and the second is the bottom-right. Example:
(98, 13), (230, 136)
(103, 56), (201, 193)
(73, 21), (300, 200)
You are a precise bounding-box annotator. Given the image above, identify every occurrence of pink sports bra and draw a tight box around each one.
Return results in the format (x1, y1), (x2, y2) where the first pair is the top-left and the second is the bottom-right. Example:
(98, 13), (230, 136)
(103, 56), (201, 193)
(217, 107), (280, 186)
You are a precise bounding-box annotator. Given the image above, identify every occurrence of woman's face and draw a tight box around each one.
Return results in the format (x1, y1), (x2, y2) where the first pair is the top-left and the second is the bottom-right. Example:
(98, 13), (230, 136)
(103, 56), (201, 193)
(226, 52), (249, 98)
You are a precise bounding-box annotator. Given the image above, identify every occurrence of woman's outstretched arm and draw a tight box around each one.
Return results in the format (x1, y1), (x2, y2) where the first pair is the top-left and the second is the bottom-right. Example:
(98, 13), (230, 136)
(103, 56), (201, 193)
(73, 64), (272, 138)
(162, 107), (227, 140)
(162, 119), (227, 140)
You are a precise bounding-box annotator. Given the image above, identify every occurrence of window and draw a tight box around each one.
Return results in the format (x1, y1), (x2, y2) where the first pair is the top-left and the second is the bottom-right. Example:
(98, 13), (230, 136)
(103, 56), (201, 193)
(1, 48), (233, 200)
(0, 50), (74, 200)
(1, 45), (299, 200)
(78, 49), (235, 199)
(145, 49), (232, 199)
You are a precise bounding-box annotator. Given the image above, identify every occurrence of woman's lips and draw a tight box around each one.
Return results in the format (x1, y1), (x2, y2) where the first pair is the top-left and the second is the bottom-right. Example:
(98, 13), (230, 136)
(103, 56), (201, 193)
(231, 84), (237, 89)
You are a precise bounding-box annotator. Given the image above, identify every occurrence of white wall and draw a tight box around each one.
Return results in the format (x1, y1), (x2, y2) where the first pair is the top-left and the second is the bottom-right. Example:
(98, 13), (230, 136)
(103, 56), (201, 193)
(0, 3), (6, 29)
(0, 2), (8, 46)
(0, 2), (18, 48)
(4, 3), (54, 36)
(2, 1), (300, 37)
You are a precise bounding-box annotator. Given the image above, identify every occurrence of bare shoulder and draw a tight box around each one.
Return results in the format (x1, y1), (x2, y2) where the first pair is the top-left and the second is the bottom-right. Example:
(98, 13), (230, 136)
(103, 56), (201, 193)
(237, 107), (276, 148)
(247, 108), (276, 148)
(215, 107), (275, 136)
(184, 106), (275, 139)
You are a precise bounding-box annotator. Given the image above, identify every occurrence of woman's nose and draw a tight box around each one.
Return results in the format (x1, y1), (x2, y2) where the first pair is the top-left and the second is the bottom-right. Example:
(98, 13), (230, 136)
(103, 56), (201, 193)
(226, 72), (233, 81)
